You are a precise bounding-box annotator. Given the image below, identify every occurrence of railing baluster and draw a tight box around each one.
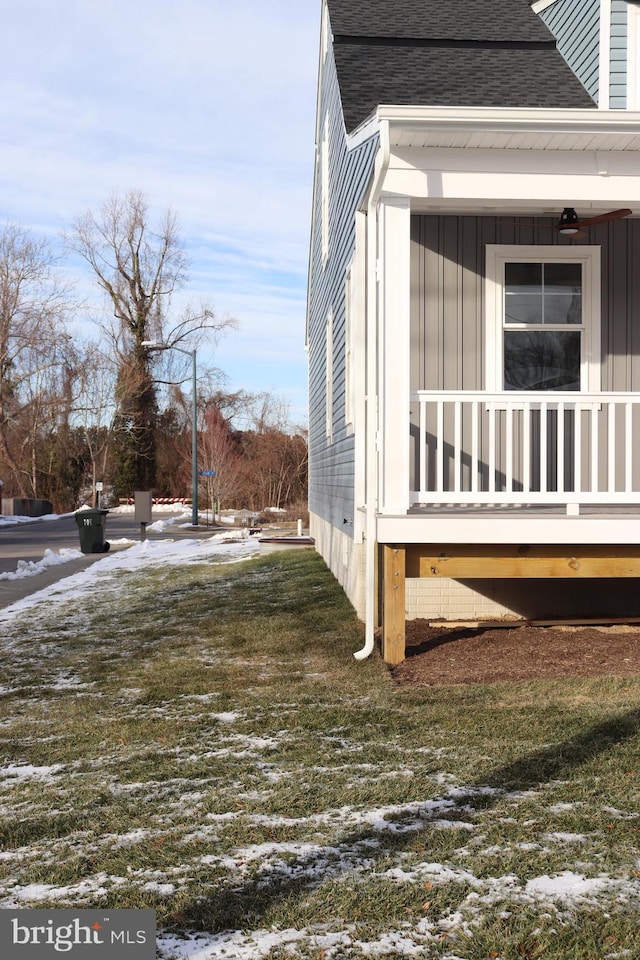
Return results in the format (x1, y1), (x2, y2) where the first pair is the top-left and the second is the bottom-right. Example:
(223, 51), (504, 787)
(505, 401), (513, 493)
(523, 402), (530, 493)
(557, 401), (565, 493)
(471, 401), (479, 494)
(453, 401), (462, 493)
(419, 397), (427, 498)
(540, 401), (548, 493)
(488, 403), (496, 493)
(436, 401), (444, 493)
(625, 401), (633, 492)
(590, 404), (599, 493)
(608, 402), (616, 493)
(574, 404), (582, 493)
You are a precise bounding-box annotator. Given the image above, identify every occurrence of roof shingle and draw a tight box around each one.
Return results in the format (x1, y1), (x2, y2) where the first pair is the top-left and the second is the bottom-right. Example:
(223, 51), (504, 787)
(328, 0), (554, 43)
(326, 0), (596, 132)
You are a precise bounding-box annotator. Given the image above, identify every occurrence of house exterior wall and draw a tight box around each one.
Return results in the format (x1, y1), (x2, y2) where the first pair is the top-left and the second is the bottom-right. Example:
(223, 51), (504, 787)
(610, 0), (629, 107)
(310, 511), (367, 618)
(539, 0), (600, 101)
(307, 23), (378, 601)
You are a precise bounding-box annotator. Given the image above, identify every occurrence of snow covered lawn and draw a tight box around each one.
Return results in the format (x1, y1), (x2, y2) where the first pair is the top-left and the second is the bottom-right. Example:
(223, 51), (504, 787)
(0, 544), (638, 959)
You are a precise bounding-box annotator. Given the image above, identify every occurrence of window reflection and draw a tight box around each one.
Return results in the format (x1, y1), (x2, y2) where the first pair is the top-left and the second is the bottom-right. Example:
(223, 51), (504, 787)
(504, 331), (581, 391)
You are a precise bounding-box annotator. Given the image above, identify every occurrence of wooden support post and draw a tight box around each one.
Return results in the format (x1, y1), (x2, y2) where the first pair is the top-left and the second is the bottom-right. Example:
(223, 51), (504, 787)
(383, 544), (406, 665)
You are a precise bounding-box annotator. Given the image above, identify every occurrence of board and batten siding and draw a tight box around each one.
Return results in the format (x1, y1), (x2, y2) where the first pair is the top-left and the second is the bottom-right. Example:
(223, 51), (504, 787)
(410, 214), (640, 393)
(307, 39), (378, 530)
(539, 0), (600, 101)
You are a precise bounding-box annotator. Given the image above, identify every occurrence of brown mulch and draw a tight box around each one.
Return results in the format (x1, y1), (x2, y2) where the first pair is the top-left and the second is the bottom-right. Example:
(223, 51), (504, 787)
(391, 620), (640, 686)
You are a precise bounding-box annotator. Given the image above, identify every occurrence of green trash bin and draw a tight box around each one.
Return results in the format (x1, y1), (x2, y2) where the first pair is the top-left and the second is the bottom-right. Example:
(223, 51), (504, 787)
(74, 508), (110, 554)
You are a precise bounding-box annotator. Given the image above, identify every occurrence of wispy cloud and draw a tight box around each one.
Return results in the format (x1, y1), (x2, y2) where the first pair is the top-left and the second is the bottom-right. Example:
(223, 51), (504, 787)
(0, 0), (319, 419)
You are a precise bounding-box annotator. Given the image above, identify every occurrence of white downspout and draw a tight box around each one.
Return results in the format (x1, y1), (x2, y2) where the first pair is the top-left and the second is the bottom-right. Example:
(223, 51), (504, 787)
(354, 119), (390, 660)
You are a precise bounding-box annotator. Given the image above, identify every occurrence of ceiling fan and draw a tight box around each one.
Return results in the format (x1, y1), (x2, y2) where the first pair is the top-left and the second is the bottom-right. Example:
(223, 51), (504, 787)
(509, 207), (632, 235)
(556, 207), (632, 234)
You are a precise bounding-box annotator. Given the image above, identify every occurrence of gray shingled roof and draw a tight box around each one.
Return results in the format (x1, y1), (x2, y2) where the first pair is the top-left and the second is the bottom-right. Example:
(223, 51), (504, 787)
(326, 0), (596, 132)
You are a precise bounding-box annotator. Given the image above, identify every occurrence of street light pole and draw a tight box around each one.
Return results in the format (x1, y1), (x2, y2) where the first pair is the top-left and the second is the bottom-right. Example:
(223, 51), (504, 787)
(142, 340), (199, 526)
(189, 347), (198, 527)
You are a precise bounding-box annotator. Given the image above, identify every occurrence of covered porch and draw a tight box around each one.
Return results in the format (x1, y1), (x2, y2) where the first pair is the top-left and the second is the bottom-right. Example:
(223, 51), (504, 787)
(363, 107), (640, 664)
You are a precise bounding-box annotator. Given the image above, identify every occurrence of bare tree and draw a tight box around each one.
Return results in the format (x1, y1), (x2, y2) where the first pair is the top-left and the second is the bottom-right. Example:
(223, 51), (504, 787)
(233, 392), (308, 510)
(67, 190), (234, 495)
(198, 402), (243, 520)
(71, 343), (119, 505)
(0, 223), (74, 497)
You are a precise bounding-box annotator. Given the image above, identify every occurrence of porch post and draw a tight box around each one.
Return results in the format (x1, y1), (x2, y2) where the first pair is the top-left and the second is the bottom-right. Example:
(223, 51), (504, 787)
(383, 544), (406, 664)
(378, 196), (411, 514)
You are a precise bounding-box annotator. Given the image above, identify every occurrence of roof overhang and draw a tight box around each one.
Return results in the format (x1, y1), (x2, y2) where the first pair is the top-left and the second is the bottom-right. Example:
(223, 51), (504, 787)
(349, 106), (640, 152)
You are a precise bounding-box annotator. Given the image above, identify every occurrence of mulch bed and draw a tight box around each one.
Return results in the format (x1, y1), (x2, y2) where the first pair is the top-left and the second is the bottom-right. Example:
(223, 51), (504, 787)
(391, 620), (640, 686)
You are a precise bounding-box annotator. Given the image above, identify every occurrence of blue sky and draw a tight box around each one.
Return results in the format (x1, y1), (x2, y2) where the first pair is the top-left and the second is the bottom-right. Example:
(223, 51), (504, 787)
(0, 0), (319, 424)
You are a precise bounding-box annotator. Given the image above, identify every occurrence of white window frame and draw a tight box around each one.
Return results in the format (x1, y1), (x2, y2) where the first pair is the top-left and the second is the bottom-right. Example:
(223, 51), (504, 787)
(485, 244), (601, 393)
(325, 309), (334, 443)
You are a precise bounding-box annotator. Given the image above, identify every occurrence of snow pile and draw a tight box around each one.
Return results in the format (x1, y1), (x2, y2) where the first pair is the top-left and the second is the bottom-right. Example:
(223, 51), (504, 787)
(0, 547), (83, 581)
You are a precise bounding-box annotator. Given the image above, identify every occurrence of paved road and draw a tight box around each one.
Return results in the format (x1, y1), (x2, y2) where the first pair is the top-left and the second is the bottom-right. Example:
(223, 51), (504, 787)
(0, 512), (221, 611)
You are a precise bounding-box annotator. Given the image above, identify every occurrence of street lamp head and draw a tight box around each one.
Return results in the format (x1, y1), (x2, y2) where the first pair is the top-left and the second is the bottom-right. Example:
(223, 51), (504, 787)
(141, 340), (168, 350)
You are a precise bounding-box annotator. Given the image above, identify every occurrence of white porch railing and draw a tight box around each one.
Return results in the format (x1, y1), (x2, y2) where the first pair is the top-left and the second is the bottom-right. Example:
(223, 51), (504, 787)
(410, 391), (640, 508)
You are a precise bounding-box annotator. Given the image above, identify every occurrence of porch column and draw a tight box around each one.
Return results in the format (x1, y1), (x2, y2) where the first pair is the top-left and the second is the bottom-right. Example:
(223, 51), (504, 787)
(383, 544), (406, 665)
(378, 196), (411, 514)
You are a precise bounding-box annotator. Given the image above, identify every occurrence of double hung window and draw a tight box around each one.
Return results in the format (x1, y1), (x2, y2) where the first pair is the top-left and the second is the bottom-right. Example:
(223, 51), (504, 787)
(486, 245), (601, 393)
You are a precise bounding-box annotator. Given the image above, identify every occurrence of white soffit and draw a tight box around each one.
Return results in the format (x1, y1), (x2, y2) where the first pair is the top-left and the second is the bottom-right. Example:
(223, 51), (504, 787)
(379, 106), (640, 152)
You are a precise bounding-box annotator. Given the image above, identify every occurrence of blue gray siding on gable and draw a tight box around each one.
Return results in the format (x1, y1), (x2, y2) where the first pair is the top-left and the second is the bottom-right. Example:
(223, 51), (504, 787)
(610, 0), (628, 108)
(307, 44), (378, 530)
(539, 0), (599, 101)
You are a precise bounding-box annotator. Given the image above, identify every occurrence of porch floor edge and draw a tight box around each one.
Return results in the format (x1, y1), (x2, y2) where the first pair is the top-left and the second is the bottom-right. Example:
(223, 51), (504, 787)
(377, 511), (640, 545)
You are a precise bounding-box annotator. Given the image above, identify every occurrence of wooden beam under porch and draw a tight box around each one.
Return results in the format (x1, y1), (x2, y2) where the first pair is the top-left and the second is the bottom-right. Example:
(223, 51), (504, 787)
(381, 543), (640, 665)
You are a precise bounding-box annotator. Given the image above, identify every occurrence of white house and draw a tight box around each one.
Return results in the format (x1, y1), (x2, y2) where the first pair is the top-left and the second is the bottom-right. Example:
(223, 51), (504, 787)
(307, 0), (640, 664)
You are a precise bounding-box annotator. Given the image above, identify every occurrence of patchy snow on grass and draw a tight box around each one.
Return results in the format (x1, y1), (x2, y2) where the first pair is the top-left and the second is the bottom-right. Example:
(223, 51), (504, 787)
(1, 529), (638, 959)
(0, 534), (259, 625)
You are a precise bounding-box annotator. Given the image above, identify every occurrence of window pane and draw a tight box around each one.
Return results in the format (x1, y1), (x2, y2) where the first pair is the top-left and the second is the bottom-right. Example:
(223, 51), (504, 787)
(504, 294), (543, 324)
(543, 293), (582, 325)
(504, 331), (581, 390)
(544, 262), (582, 292)
(505, 262), (542, 291)
(544, 262), (582, 325)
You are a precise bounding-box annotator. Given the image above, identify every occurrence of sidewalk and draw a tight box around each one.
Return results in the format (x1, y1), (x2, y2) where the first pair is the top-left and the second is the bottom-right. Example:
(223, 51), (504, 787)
(0, 553), (107, 610)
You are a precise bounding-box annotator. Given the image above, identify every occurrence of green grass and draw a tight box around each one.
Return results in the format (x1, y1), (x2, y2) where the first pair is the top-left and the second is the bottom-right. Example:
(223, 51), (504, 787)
(0, 550), (639, 959)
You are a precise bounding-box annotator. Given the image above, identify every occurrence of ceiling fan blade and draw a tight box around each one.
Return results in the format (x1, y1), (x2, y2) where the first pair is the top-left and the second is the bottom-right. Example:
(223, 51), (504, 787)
(573, 208), (632, 229)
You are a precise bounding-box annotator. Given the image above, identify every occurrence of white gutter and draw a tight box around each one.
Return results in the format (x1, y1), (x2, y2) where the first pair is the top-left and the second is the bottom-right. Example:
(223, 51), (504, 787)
(354, 119), (390, 661)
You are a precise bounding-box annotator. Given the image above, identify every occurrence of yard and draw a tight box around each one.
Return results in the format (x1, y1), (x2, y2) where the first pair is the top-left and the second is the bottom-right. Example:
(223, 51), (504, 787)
(0, 547), (638, 959)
